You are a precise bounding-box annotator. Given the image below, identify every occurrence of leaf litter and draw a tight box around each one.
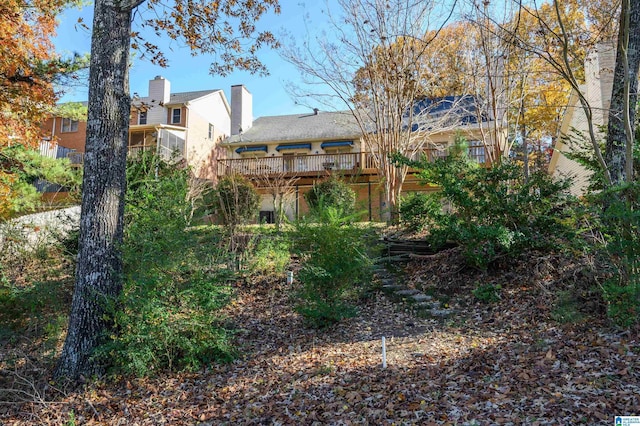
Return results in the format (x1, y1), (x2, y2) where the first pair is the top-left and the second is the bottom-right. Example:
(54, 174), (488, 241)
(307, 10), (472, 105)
(1, 248), (639, 425)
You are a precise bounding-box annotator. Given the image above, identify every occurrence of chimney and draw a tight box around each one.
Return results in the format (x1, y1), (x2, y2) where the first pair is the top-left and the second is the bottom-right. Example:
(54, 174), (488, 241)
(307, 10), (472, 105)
(231, 84), (252, 136)
(149, 75), (171, 105)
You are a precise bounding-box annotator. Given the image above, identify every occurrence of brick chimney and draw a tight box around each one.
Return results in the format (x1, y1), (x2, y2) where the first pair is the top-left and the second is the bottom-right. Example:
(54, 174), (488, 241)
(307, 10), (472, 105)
(231, 84), (252, 136)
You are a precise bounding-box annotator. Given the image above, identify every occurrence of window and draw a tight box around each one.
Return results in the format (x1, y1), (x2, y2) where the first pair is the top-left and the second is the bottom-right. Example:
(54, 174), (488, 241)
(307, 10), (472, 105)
(468, 140), (486, 163)
(139, 111), (147, 125)
(61, 118), (78, 133)
(208, 123), (214, 139)
(171, 108), (181, 124)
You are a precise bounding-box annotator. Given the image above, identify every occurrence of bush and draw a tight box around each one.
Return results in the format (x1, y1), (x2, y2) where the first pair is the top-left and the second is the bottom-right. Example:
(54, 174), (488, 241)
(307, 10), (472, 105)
(292, 206), (374, 328)
(215, 174), (259, 228)
(305, 177), (356, 217)
(595, 184), (640, 326)
(398, 143), (578, 268)
(97, 155), (235, 375)
(399, 192), (446, 232)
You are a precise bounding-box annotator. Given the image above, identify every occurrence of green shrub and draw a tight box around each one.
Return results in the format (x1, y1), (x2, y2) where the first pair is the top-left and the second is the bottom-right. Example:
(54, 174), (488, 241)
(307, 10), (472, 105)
(396, 140), (578, 268)
(292, 206), (374, 327)
(595, 184), (640, 326)
(602, 280), (640, 327)
(305, 177), (356, 217)
(399, 192), (446, 232)
(472, 283), (501, 303)
(98, 155), (235, 375)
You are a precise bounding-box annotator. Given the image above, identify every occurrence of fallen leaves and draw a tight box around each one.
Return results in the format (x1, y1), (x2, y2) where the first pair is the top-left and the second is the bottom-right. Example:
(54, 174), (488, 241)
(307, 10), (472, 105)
(2, 251), (640, 425)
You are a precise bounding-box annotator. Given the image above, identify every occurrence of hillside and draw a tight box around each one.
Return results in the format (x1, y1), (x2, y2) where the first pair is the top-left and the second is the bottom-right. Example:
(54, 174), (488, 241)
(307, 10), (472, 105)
(1, 244), (639, 425)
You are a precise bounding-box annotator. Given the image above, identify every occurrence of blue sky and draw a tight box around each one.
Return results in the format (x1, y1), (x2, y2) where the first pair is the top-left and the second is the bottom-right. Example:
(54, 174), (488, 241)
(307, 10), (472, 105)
(54, 2), (336, 118)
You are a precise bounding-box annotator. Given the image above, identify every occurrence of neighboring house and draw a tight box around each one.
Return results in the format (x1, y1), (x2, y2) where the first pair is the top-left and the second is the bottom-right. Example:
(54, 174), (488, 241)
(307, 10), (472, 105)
(40, 102), (88, 168)
(549, 43), (615, 195)
(219, 86), (500, 221)
(40, 76), (231, 181)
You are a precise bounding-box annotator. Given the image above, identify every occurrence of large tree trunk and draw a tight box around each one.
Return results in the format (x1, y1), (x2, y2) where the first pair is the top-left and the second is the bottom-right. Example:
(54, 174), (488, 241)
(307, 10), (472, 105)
(605, 0), (640, 186)
(55, 0), (134, 379)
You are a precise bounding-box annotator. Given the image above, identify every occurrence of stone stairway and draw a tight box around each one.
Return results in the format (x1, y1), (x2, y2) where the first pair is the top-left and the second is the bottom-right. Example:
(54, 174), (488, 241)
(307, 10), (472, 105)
(373, 265), (454, 318)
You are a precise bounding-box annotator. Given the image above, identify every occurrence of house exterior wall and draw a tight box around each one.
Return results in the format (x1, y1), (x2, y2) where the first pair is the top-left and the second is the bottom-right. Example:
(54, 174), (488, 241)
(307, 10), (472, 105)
(165, 106), (186, 127)
(188, 92), (231, 137)
(184, 108), (219, 180)
(228, 138), (363, 160)
(41, 116), (87, 152)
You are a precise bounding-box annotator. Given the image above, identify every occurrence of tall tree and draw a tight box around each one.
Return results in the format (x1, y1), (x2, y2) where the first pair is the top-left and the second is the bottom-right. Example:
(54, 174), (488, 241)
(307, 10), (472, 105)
(54, 0), (279, 380)
(605, 0), (640, 185)
(283, 0), (456, 222)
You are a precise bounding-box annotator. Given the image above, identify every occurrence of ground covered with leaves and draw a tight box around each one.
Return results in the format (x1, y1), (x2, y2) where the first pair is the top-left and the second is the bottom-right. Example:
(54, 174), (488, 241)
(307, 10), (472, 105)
(1, 248), (639, 425)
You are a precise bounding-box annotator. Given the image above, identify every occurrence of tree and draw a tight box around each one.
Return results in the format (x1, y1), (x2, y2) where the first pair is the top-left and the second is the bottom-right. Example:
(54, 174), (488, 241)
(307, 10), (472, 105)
(283, 0), (457, 222)
(215, 174), (260, 232)
(0, 145), (81, 219)
(502, 1), (587, 178)
(605, 0), (640, 186)
(305, 176), (356, 217)
(410, 18), (512, 164)
(0, 0), (87, 219)
(255, 171), (299, 230)
(1, 0), (60, 146)
(480, 0), (635, 187)
(55, 0), (279, 380)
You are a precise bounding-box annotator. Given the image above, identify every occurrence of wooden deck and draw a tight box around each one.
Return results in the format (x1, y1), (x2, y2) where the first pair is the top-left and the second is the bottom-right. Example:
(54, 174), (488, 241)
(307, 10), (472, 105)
(218, 145), (489, 179)
(217, 152), (378, 178)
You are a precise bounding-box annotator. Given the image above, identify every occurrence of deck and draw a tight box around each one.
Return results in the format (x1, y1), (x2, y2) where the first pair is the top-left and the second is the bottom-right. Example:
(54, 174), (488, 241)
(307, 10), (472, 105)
(217, 152), (378, 178)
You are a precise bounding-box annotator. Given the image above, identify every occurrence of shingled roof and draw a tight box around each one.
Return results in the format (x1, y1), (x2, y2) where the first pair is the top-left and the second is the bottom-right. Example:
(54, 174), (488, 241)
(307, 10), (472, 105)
(225, 111), (362, 144)
(165, 90), (220, 105)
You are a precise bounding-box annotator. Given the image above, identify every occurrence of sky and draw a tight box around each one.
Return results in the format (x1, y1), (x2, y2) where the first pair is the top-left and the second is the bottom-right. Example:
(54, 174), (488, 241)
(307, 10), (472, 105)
(54, 2), (337, 119)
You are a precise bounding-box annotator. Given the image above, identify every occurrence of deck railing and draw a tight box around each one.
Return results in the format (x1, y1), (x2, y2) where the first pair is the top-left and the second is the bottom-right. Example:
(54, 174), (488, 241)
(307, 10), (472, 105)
(218, 152), (376, 177)
(217, 145), (489, 178)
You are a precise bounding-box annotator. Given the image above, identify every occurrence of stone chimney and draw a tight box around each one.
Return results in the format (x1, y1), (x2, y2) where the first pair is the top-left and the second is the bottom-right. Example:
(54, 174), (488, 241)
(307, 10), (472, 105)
(231, 84), (252, 136)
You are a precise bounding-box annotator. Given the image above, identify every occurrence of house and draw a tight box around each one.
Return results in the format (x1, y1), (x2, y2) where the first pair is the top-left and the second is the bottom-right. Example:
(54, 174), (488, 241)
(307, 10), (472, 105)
(219, 86), (500, 221)
(40, 76), (231, 181)
(549, 43), (615, 195)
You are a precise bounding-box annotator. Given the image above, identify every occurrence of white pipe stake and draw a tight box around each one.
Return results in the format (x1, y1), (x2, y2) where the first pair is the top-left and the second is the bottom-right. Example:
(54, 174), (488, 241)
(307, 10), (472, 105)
(382, 336), (387, 369)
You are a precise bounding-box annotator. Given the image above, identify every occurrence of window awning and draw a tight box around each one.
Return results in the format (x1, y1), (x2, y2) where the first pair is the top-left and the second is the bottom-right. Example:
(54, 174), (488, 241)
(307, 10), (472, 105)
(275, 143), (312, 151)
(321, 140), (353, 149)
(235, 145), (267, 154)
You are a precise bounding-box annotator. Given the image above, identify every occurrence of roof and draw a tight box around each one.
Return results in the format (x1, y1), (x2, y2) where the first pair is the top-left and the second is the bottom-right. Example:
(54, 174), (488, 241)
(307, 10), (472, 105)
(225, 111), (361, 144)
(131, 89), (221, 110)
(410, 95), (486, 130)
(165, 90), (220, 105)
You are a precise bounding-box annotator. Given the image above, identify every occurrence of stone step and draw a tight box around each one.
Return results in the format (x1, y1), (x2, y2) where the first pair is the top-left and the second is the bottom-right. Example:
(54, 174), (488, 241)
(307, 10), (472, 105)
(396, 289), (420, 296)
(429, 308), (454, 317)
(382, 284), (404, 291)
(412, 293), (433, 302)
